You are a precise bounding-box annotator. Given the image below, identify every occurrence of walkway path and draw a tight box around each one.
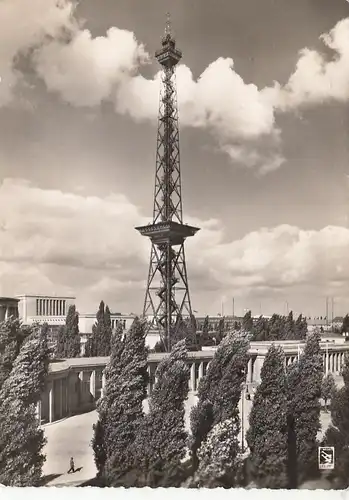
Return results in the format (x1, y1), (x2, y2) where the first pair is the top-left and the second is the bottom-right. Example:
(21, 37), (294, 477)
(42, 390), (335, 486)
(42, 411), (97, 486)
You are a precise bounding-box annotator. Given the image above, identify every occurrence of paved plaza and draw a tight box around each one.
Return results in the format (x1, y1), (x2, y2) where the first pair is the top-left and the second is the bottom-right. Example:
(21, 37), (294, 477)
(42, 390), (334, 486)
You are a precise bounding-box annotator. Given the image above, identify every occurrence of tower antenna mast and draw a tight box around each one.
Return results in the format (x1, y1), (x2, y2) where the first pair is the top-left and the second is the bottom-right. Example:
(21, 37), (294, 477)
(136, 14), (200, 352)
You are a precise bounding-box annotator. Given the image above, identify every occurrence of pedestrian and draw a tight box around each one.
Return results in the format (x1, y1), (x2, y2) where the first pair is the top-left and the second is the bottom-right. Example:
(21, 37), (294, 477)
(67, 456), (75, 474)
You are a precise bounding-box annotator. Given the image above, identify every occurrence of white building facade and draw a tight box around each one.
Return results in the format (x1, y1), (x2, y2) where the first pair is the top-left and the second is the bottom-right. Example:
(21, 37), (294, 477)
(17, 294), (76, 327)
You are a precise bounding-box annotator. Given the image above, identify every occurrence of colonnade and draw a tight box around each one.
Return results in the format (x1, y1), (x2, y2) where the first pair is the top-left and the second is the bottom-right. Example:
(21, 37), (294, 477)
(40, 342), (349, 424)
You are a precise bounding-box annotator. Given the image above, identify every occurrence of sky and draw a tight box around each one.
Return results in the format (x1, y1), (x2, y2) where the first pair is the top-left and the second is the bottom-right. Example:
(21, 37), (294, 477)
(1, 0), (349, 318)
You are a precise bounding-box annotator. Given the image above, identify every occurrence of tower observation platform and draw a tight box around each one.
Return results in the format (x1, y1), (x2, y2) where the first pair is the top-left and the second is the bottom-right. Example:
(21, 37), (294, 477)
(135, 14), (200, 352)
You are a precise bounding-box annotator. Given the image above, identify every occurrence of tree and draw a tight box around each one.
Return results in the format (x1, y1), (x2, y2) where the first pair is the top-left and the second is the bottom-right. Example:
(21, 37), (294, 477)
(195, 419), (241, 488)
(321, 373), (336, 411)
(0, 319), (31, 389)
(284, 311), (295, 340)
(287, 330), (323, 486)
(252, 316), (268, 341)
(85, 301), (112, 357)
(295, 314), (307, 340)
(341, 314), (349, 335)
(202, 316), (209, 345)
(324, 354), (349, 487)
(247, 345), (288, 488)
(99, 318), (148, 484)
(0, 325), (49, 485)
(55, 305), (80, 358)
(92, 322), (124, 477)
(242, 310), (253, 334)
(134, 340), (189, 486)
(268, 314), (282, 341)
(190, 333), (249, 472)
(216, 318), (225, 343)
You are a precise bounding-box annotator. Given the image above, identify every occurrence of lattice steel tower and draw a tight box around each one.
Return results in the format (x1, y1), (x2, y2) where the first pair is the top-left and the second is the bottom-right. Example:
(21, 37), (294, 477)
(135, 14), (200, 352)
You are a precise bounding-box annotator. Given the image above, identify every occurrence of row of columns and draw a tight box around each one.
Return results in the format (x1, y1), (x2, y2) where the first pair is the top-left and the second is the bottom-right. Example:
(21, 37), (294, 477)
(41, 348), (349, 424)
(45, 378), (69, 423)
(324, 351), (345, 375)
(36, 298), (66, 317)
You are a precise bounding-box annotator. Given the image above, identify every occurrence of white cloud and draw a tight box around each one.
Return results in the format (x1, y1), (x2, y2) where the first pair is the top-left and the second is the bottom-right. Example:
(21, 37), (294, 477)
(34, 27), (149, 107)
(3, 2), (349, 174)
(0, 0), (75, 106)
(275, 18), (349, 110)
(0, 179), (348, 315)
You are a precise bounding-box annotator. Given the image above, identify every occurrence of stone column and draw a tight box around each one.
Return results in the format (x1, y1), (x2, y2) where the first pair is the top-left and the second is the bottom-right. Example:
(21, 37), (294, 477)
(49, 382), (54, 423)
(147, 365), (152, 396)
(59, 379), (63, 419)
(101, 372), (106, 397)
(90, 370), (96, 399)
(247, 358), (252, 383)
(36, 400), (42, 425)
(198, 362), (204, 386)
(253, 356), (265, 383)
(189, 363), (196, 392)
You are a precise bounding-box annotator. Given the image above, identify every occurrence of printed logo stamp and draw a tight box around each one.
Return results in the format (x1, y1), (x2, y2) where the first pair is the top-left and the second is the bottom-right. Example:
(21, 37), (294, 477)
(318, 446), (335, 470)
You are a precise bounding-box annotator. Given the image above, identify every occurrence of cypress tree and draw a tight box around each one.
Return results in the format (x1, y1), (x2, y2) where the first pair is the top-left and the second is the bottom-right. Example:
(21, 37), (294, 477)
(134, 340), (189, 486)
(0, 325), (49, 485)
(190, 333), (249, 472)
(246, 345), (288, 488)
(102, 318), (148, 484)
(287, 330), (323, 486)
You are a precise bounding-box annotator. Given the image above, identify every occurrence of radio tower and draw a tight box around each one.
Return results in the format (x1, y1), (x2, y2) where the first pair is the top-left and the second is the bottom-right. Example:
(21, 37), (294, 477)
(135, 14), (200, 352)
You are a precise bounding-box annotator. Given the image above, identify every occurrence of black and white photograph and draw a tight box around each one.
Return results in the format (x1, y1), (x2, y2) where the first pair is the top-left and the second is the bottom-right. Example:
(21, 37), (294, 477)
(1, 0), (349, 492)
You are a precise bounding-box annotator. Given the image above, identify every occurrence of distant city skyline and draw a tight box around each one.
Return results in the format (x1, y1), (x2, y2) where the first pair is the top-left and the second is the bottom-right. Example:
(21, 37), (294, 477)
(1, 0), (349, 317)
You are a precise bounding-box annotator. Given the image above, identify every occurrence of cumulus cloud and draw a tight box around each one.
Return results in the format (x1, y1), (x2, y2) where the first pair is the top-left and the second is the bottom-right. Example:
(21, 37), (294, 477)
(3, 1), (349, 174)
(0, 0), (75, 106)
(0, 179), (348, 314)
(34, 27), (149, 107)
(275, 18), (349, 110)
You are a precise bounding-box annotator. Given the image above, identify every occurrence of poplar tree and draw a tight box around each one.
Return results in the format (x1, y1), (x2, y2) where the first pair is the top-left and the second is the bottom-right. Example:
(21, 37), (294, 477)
(0, 325), (49, 486)
(284, 311), (295, 340)
(247, 345), (288, 488)
(100, 318), (148, 485)
(134, 340), (189, 486)
(0, 319), (31, 388)
(195, 418), (241, 488)
(85, 301), (112, 357)
(287, 330), (323, 486)
(55, 305), (80, 358)
(190, 333), (249, 472)
(324, 354), (349, 487)
(295, 314), (307, 340)
(242, 310), (253, 334)
(92, 322), (124, 477)
(321, 373), (336, 411)
(202, 316), (210, 345)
